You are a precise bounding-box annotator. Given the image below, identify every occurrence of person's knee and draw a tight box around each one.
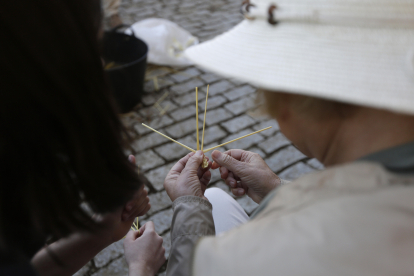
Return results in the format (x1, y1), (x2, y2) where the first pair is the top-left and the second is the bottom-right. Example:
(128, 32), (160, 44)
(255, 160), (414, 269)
(205, 187), (230, 202)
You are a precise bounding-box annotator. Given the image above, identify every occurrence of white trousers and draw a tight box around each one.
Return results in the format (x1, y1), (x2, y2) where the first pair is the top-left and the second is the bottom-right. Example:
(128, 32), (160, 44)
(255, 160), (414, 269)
(204, 188), (249, 235)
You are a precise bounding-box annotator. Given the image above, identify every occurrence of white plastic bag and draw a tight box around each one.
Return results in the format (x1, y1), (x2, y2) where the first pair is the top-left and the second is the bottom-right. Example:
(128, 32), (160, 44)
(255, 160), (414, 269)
(129, 18), (199, 67)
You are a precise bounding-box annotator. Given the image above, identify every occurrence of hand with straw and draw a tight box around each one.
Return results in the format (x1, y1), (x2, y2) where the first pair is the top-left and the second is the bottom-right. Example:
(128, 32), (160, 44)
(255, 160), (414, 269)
(124, 221), (166, 276)
(164, 151), (212, 202)
(211, 149), (281, 203)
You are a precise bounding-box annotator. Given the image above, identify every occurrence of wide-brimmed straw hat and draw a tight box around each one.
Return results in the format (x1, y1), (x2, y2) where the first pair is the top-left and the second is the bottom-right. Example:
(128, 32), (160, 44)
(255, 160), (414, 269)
(185, 0), (414, 115)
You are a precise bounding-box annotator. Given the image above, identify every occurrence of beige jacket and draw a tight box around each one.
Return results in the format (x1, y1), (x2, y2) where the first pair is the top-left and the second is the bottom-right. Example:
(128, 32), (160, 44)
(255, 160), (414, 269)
(167, 162), (414, 276)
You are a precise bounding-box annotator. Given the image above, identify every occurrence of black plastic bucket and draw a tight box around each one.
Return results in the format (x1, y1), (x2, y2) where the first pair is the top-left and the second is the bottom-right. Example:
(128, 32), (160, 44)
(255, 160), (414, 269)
(103, 25), (148, 113)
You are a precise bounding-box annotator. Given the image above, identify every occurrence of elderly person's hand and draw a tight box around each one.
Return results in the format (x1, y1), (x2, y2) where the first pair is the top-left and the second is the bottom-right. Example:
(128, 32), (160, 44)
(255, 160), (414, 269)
(124, 221), (166, 276)
(164, 151), (212, 202)
(211, 149), (280, 203)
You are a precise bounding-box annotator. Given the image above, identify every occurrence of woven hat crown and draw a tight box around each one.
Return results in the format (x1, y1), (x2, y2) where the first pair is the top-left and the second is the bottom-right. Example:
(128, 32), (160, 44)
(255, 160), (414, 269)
(186, 0), (414, 114)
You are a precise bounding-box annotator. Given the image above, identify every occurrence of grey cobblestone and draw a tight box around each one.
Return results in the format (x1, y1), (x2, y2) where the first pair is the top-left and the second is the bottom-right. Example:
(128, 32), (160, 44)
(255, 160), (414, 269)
(135, 150), (165, 172)
(278, 162), (315, 181)
(224, 85), (256, 101)
(165, 117), (201, 138)
(92, 257), (129, 276)
(246, 147), (266, 159)
(307, 158), (325, 170)
(225, 96), (257, 116)
(220, 115), (255, 133)
(172, 90), (206, 107)
(169, 67), (201, 83)
(265, 145), (307, 173)
(209, 168), (222, 184)
(200, 72), (222, 84)
(201, 80), (234, 96)
(194, 125), (227, 146)
(144, 77), (174, 93)
(141, 94), (159, 106)
(133, 116), (174, 135)
(94, 240), (124, 268)
(138, 101), (178, 119)
(222, 129), (265, 150)
(253, 119), (280, 136)
(148, 190), (172, 216)
(170, 104), (198, 121)
(141, 209), (173, 234)
(258, 132), (291, 155)
(170, 79), (204, 95)
(154, 135), (195, 161)
(131, 132), (168, 152)
(145, 163), (174, 191)
(199, 95), (227, 111)
(204, 107), (233, 127)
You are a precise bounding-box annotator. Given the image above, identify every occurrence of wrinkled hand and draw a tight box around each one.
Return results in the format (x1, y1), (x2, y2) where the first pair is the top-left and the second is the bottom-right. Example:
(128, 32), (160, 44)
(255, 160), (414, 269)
(211, 150), (280, 203)
(124, 222), (165, 276)
(164, 151), (212, 202)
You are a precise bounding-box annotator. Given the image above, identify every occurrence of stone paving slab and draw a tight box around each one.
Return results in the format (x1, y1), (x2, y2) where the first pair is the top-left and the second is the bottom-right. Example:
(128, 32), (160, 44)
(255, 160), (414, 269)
(258, 132), (291, 155)
(144, 163), (175, 192)
(222, 129), (265, 150)
(278, 162), (316, 181)
(221, 114), (256, 134)
(204, 107), (233, 127)
(135, 149), (165, 172)
(265, 145), (308, 173)
(141, 209), (174, 235)
(154, 135), (196, 161)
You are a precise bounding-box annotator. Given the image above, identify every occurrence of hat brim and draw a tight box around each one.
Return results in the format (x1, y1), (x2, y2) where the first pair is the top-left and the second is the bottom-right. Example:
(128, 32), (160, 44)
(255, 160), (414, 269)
(185, 20), (414, 115)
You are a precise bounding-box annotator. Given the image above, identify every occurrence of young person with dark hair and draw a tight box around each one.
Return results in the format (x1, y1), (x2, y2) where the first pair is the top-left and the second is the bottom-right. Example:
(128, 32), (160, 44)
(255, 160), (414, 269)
(0, 0), (165, 275)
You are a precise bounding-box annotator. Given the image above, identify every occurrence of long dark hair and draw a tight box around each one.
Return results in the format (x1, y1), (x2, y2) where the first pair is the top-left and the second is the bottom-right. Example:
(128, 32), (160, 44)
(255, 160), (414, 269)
(0, 0), (141, 258)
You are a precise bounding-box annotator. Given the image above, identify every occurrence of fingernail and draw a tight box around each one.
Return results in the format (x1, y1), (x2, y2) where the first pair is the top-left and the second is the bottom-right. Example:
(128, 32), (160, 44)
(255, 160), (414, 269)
(126, 204), (132, 211)
(237, 188), (244, 196)
(212, 151), (221, 159)
(229, 180), (235, 188)
(195, 150), (203, 157)
(128, 155), (134, 163)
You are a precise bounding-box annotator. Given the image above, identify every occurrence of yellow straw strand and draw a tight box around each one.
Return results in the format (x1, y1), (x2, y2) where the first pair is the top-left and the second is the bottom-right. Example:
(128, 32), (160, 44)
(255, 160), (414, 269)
(154, 92), (169, 105)
(142, 124), (196, 152)
(203, 126), (272, 153)
(201, 84), (209, 151)
(153, 77), (159, 91)
(196, 87), (200, 151)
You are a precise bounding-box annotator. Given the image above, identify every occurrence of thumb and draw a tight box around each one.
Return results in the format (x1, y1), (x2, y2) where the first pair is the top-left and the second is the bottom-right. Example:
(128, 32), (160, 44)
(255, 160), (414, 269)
(182, 150), (204, 173)
(211, 151), (244, 175)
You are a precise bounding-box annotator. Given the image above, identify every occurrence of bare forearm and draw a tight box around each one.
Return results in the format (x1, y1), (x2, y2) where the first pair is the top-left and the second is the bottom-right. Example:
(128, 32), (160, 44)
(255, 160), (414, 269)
(31, 232), (111, 276)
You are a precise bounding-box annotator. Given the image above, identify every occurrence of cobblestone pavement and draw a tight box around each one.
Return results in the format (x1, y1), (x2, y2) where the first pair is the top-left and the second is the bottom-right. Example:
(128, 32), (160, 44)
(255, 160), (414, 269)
(74, 0), (324, 275)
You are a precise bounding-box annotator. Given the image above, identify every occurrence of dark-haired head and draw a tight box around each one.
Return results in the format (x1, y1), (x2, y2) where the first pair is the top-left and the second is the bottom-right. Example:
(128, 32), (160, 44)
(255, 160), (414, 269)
(0, 0), (141, 259)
